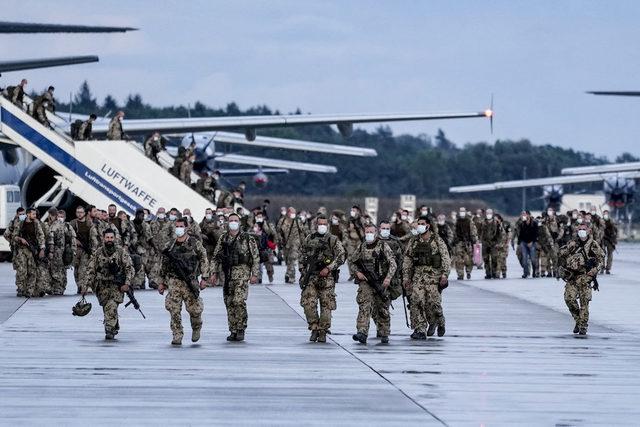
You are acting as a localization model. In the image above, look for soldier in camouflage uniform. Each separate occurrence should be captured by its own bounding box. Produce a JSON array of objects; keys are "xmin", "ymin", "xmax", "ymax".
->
[
  {"xmin": 130, "ymin": 209, "xmax": 153, "ymax": 289},
  {"xmin": 452, "ymin": 207, "xmax": 478, "ymax": 280},
  {"xmin": 435, "ymin": 214, "xmax": 453, "ymax": 255},
  {"xmin": 86, "ymin": 229, "xmax": 135, "ymax": 340},
  {"xmin": 31, "ymin": 86, "xmax": 55, "ymax": 128},
  {"xmin": 558, "ymin": 224, "xmax": 605, "ymax": 335},
  {"xmin": 159, "ymin": 218, "xmax": 210, "ymax": 345},
  {"xmin": 211, "ymin": 213, "xmax": 259, "ymax": 342},
  {"xmin": 179, "ymin": 153, "xmax": 195, "ymax": 186},
  {"xmin": 45, "ymin": 208, "xmax": 68, "ymax": 295},
  {"xmin": 56, "ymin": 209, "xmax": 76, "ymax": 294},
  {"xmin": 345, "ymin": 205, "xmax": 365, "ymax": 280},
  {"xmin": 143, "ymin": 132, "xmax": 164, "ymax": 164},
  {"xmin": 277, "ymin": 207, "xmax": 305, "ymax": 283},
  {"xmin": 601, "ymin": 210, "xmax": 617, "ymax": 274},
  {"xmin": 106, "ymin": 111, "xmax": 125, "ymax": 140},
  {"xmin": 182, "ymin": 208, "xmax": 202, "ymax": 241},
  {"xmin": 350, "ymin": 224, "xmax": 397, "ymax": 344},
  {"xmin": 298, "ymin": 215, "xmax": 345, "ymax": 343},
  {"xmin": 70, "ymin": 206, "xmax": 99, "ymax": 294},
  {"xmin": 403, "ymin": 216, "xmax": 451, "ymax": 339},
  {"xmin": 13, "ymin": 208, "xmax": 46, "ymax": 297},
  {"xmin": 149, "ymin": 207, "xmax": 174, "ymax": 288},
  {"xmin": 200, "ymin": 208, "xmax": 221, "ymax": 260},
  {"xmin": 494, "ymin": 214, "xmax": 510, "ymax": 279},
  {"xmin": 480, "ymin": 209, "xmax": 503, "ymax": 279},
  {"xmin": 3, "ymin": 207, "xmax": 25, "ymax": 258},
  {"xmin": 536, "ymin": 216, "xmax": 558, "ymax": 277}
]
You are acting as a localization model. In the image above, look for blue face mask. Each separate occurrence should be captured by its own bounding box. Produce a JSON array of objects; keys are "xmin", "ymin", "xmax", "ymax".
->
[{"xmin": 19, "ymin": 214, "xmax": 26, "ymax": 221}]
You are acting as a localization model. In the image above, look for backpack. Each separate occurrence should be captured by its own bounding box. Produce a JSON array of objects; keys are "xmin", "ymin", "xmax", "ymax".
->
[{"xmin": 70, "ymin": 120, "xmax": 83, "ymax": 139}]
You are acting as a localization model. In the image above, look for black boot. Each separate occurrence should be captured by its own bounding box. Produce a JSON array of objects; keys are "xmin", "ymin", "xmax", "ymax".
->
[
  {"xmin": 466, "ymin": 272, "xmax": 471, "ymax": 280},
  {"xmin": 380, "ymin": 336, "xmax": 389, "ymax": 344},
  {"xmin": 309, "ymin": 330, "xmax": 319, "ymax": 342},
  {"xmin": 317, "ymin": 331, "xmax": 327, "ymax": 343},
  {"xmin": 226, "ymin": 332, "xmax": 237, "ymax": 341},
  {"xmin": 573, "ymin": 323, "xmax": 579, "ymax": 334},
  {"xmin": 235, "ymin": 330, "xmax": 245, "ymax": 341},
  {"xmin": 427, "ymin": 324, "xmax": 437, "ymax": 337},
  {"xmin": 578, "ymin": 327, "xmax": 587, "ymax": 336},
  {"xmin": 352, "ymin": 332, "xmax": 367, "ymax": 344},
  {"xmin": 410, "ymin": 330, "xmax": 426, "ymax": 340},
  {"xmin": 437, "ymin": 324, "xmax": 446, "ymax": 337},
  {"xmin": 284, "ymin": 275, "xmax": 290, "ymax": 284}
]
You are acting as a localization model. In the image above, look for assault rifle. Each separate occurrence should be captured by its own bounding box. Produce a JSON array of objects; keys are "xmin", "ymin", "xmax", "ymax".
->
[
  {"xmin": 299, "ymin": 240, "xmax": 331, "ymax": 290},
  {"xmin": 353, "ymin": 258, "xmax": 388, "ymax": 303},
  {"xmin": 163, "ymin": 247, "xmax": 201, "ymax": 298},
  {"xmin": 108, "ymin": 260, "xmax": 146, "ymax": 319}
]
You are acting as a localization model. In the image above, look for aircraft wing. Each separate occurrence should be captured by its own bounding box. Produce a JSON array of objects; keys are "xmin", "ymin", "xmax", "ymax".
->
[
  {"xmin": 214, "ymin": 154, "xmax": 337, "ymax": 173},
  {"xmin": 218, "ymin": 168, "xmax": 288, "ymax": 176},
  {"xmin": 0, "ymin": 22, "xmax": 137, "ymax": 33},
  {"xmin": 91, "ymin": 109, "xmax": 492, "ymax": 136},
  {"xmin": 0, "ymin": 56, "xmax": 98, "ymax": 73},
  {"xmin": 586, "ymin": 91, "xmax": 640, "ymax": 97},
  {"xmin": 449, "ymin": 172, "xmax": 640, "ymax": 193},
  {"xmin": 561, "ymin": 162, "xmax": 640, "ymax": 175}
]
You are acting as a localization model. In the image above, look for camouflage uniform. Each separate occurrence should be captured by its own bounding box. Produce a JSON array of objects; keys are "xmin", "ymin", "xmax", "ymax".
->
[
  {"xmin": 558, "ymin": 237, "xmax": 605, "ymax": 333},
  {"xmin": 200, "ymin": 217, "xmax": 221, "ymax": 260},
  {"xmin": 436, "ymin": 222, "xmax": 454, "ymax": 255},
  {"xmin": 403, "ymin": 233, "xmax": 451, "ymax": 333},
  {"xmin": 179, "ymin": 159, "xmax": 193, "ymax": 185},
  {"xmin": 480, "ymin": 218, "xmax": 503, "ymax": 279},
  {"xmin": 131, "ymin": 219, "xmax": 153, "ymax": 289},
  {"xmin": 70, "ymin": 218, "xmax": 99, "ymax": 294},
  {"xmin": 537, "ymin": 223, "xmax": 558, "ymax": 277},
  {"xmin": 496, "ymin": 221, "xmax": 511, "ymax": 278},
  {"xmin": 38, "ymin": 221, "xmax": 53, "ymax": 294},
  {"xmin": 47, "ymin": 220, "xmax": 70, "ymax": 295},
  {"xmin": 161, "ymin": 236, "xmax": 210, "ymax": 342},
  {"xmin": 211, "ymin": 231, "xmax": 260, "ymax": 336},
  {"xmin": 143, "ymin": 135, "xmax": 163, "ymax": 163},
  {"xmin": 77, "ymin": 119, "xmax": 93, "ymax": 140},
  {"xmin": 452, "ymin": 216, "xmax": 477, "ymax": 279},
  {"xmin": 149, "ymin": 218, "xmax": 174, "ymax": 285},
  {"xmin": 345, "ymin": 217, "xmax": 365, "ymax": 277},
  {"xmin": 3, "ymin": 216, "xmax": 21, "ymax": 257},
  {"xmin": 87, "ymin": 245, "xmax": 135, "ymax": 337},
  {"xmin": 602, "ymin": 218, "xmax": 617, "ymax": 272},
  {"xmin": 106, "ymin": 116, "xmax": 124, "ymax": 140},
  {"xmin": 299, "ymin": 231, "xmax": 345, "ymax": 338},
  {"xmin": 12, "ymin": 219, "xmax": 46, "ymax": 297},
  {"xmin": 350, "ymin": 239, "xmax": 397, "ymax": 338},
  {"xmin": 277, "ymin": 217, "xmax": 305, "ymax": 282},
  {"xmin": 185, "ymin": 217, "xmax": 202, "ymax": 241}
]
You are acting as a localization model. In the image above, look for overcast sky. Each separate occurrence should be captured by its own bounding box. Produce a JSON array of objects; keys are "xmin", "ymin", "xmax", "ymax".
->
[{"xmin": 2, "ymin": 0, "xmax": 639, "ymax": 159}]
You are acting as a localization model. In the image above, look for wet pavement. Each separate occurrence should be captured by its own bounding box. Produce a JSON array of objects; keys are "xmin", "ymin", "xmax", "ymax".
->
[{"xmin": 1, "ymin": 244, "xmax": 639, "ymax": 425}]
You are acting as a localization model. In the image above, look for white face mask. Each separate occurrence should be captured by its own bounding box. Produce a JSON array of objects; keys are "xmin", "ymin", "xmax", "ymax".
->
[
  {"xmin": 228, "ymin": 221, "xmax": 240, "ymax": 231},
  {"xmin": 205, "ymin": 214, "xmax": 213, "ymax": 221},
  {"xmin": 350, "ymin": 210, "xmax": 357, "ymax": 218},
  {"xmin": 486, "ymin": 214, "xmax": 493, "ymax": 220},
  {"xmin": 153, "ymin": 136, "xmax": 159, "ymax": 141},
  {"xmin": 331, "ymin": 218, "xmax": 339, "ymax": 225},
  {"xmin": 218, "ymin": 219, "xmax": 225, "ymax": 226},
  {"xmin": 572, "ymin": 213, "xmax": 578, "ymax": 220},
  {"xmin": 547, "ymin": 210, "xmax": 554, "ymax": 216},
  {"xmin": 175, "ymin": 227, "xmax": 185, "ymax": 237},
  {"xmin": 57, "ymin": 217, "xmax": 64, "ymax": 223},
  {"xmin": 577, "ymin": 218, "xmax": 583, "ymax": 224},
  {"xmin": 18, "ymin": 214, "xmax": 26, "ymax": 221},
  {"xmin": 157, "ymin": 213, "xmax": 166, "ymax": 220},
  {"xmin": 390, "ymin": 215, "xmax": 397, "ymax": 222},
  {"xmin": 289, "ymin": 213, "xmax": 296, "ymax": 219},
  {"xmin": 298, "ymin": 215, "xmax": 306, "ymax": 222},
  {"xmin": 317, "ymin": 224, "xmax": 328, "ymax": 235},
  {"xmin": 280, "ymin": 210, "xmax": 287, "ymax": 216},
  {"xmin": 380, "ymin": 229, "xmax": 390, "ymax": 238},
  {"xmin": 143, "ymin": 214, "xmax": 150, "ymax": 222},
  {"xmin": 590, "ymin": 211, "xmax": 597, "ymax": 216},
  {"xmin": 216, "ymin": 211, "xmax": 224, "ymax": 217},
  {"xmin": 119, "ymin": 116, "xmax": 123, "ymax": 121},
  {"xmin": 521, "ymin": 215, "xmax": 527, "ymax": 222},
  {"xmin": 410, "ymin": 228, "xmax": 419, "ymax": 236},
  {"xmin": 459, "ymin": 211, "xmax": 466, "ymax": 218},
  {"xmin": 416, "ymin": 224, "xmax": 427, "ymax": 234},
  {"xmin": 577, "ymin": 230, "xmax": 588, "ymax": 239},
  {"xmin": 438, "ymin": 219, "xmax": 445, "ymax": 225},
  {"xmin": 255, "ymin": 217, "xmax": 263, "ymax": 223},
  {"xmin": 169, "ymin": 214, "xmax": 177, "ymax": 221},
  {"xmin": 365, "ymin": 232, "xmax": 375, "ymax": 243},
  {"xmin": 183, "ymin": 214, "xmax": 191, "ymax": 220},
  {"xmin": 603, "ymin": 214, "xmax": 609, "ymax": 220},
  {"xmin": 420, "ymin": 209, "xmax": 428, "ymax": 215},
  {"xmin": 451, "ymin": 214, "xmax": 456, "ymax": 220},
  {"xmin": 400, "ymin": 215, "xmax": 408, "ymax": 221}
]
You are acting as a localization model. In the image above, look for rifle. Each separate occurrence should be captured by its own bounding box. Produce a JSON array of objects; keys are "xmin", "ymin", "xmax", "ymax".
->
[
  {"xmin": 108, "ymin": 260, "xmax": 146, "ymax": 319},
  {"xmin": 401, "ymin": 285, "xmax": 411, "ymax": 329},
  {"xmin": 299, "ymin": 240, "xmax": 331, "ymax": 290},
  {"xmin": 163, "ymin": 245, "xmax": 201, "ymax": 298},
  {"xmin": 353, "ymin": 258, "xmax": 389, "ymax": 303}
]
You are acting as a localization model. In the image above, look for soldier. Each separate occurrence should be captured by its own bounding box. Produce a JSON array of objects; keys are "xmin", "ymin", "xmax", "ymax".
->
[
  {"xmin": 252, "ymin": 211, "xmax": 276, "ymax": 284},
  {"xmin": 277, "ymin": 207, "xmax": 305, "ymax": 284},
  {"xmin": 56, "ymin": 209, "xmax": 76, "ymax": 293},
  {"xmin": 149, "ymin": 207, "xmax": 174, "ymax": 288},
  {"xmin": 86, "ymin": 229, "xmax": 134, "ymax": 340},
  {"xmin": 378, "ymin": 220, "xmax": 404, "ymax": 333},
  {"xmin": 5, "ymin": 78, "xmax": 27, "ymax": 108},
  {"xmin": 350, "ymin": 224, "xmax": 396, "ymax": 344},
  {"xmin": 495, "ymin": 214, "xmax": 510, "ymax": 279},
  {"xmin": 76, "ymin": 114, "xmax": 97, "ymax": 140},
  {"xmin": 130, "ymin": 209, "xmax": 153, "ymax": 290},
  {"xmin": 558, "ymin": 224, "xmax": 605, "ymax": 335},
  {"xmin": 107, "ymin": 111, "xmax": 125, "ymax": 140},
  {"xmin": 182, "ymin": 208, "xmax": 202, "ymax": 241},
  {"xmin": 452, "ymin": 207, "xmax": 477, "ymax": 280},
  {"xmin": 200, "ymin": 208, "xmax": 220, "ymax": 261},
  {"xmin": 158, "ymin": 218, "xmax": 210, "ymax": 345},
  {"xmin": 345, "ymin": 205, "xmax": 365, "ymax": 280},
  {"xmin": 211, "ymin": 213, "xmax": 259, "ymax": 342},
  {"xmin": 403, "ymin": 216, "xmax": 450, "ymax": 339},
  {"xmin": 44, "ymin": 207, "xmax": 67, "ymax": 295},
  {"xmin": 298, "ymin": 215, "xmax": 345, "ymax": 343},
  {"xmin": 480, "ymin": 208, "xmax": 503, "ymax": 279},
  {"xmin": 201, "ymin": 172, "xmax": 217, "ymax": 202},
  {"xmin": 391, "ymin": 209, "xmax": 410, "ymax": 238},
  {"xmin": 601, "ymin": 210, "xmax": 617, "ymax": 274},
  {"xmin": 179, "ymin": 153, "xmax": 195, "ymax": 186},
  {"xmin": 70, "ymin": 206, "xmax": 99, "ymax": 294},
  {"xmin": 12, "ymin": 208, "xmax": 45, "ymax": 297},
  {"xmin": 536, "ymin": 216, "xmax": 558, "ymax": 278},
  {"xmin": 3, "ymin": 207, "xmax": 26, "ymax": 258},
  {"xmin": 144, "ymin": 132, "xmax": 164, "ymax": 164},
  {"xmin": 435, "ymin": 213, "xmax": 453, "ymax": 254}
]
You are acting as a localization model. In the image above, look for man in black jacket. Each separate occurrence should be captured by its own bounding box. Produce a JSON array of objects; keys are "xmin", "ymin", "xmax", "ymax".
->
[{"xmin": 516, "ymin": 211, "xmax": 538, "ymax": 278}]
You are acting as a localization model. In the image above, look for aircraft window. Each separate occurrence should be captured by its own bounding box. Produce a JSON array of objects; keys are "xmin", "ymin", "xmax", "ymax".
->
[
  {"xmin": 7, "ymin": 192, "xmax": 12, "ymax": 203},
  {"xmin": 13, "ymin": 191, "xmax": 20, "ymax": 201}
]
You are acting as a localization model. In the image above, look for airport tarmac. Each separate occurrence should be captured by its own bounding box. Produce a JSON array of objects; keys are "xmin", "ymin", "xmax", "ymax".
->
[{"xmin": 1, "ymin": 244, "xmax": 639, "ymax": 426}]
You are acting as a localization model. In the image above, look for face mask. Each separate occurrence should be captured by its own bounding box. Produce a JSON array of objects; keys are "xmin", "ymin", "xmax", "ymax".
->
[
  {"xmin": 350, "ymin": 210, "xmax": 357, "ymax": 218},
  {"xmin": 590, "ymin": 211, "xmax": 597, "ymax": 216},
  {"xmin": 459, "ymin": 212, "xmax": 466, "ymax": 218},
  {"xmin": 577, "ymin": 218, "xmax": 583, "ymax": 224},
  {"xmin": 331, "ymin": 218, "xmax": 339, "ymax": 225},
  {"xmin": 205, "ymin": 214, "xmax": 213, "ymax": 221},
  {"xmin": 289, "ymin": 213, "xmax": 296, "ymax": 219},
  {"xmin": 119, "ymin": 116, "xmax": 123, "ymax": 121},
  {"xmin": 486, "ymin": 214, "xmax": 493, "ymax": 220},
  {"xmin": 18, "ymin": 214, "xmax": 26, "ymax": 221},
  {"xmin": 365, "ymin": 232, "xmax": 375, "ymax": 243},
  {"xmin": 57, "ymin": 217, "xmax": 64, "ymax": 223},
  {"xmin": 603, "ymin": 214, "xmax": 609, "ymax": 220},
  {"xmin": 417, "ymin": 224, "xmax": 427, "ymax": 234},
  {"xmin": 228, "ymin": 221, "xmax": 240, "ymax": 231},
  {"xmin": 572, "ymin": 213, "xmax": 578, "ymax": 220},
  {"xmin": 547, "ymin": 210, "xmax": 554, "ymax": 216},
  {"xmin": 255, "ymin": 217, "xmax": 263, "ymax": 223},
  {"xmin": 380, "ymin": 229, "xmax": 390, "ymax": 238},
  {"xmin": 400, "ymin": 215, "xmax": 407, "ymax": 221},
  {"xmin": 420, "ymin": 209, "xmax": 428, "ymax": 215},
  {"xmin": 280, "ymin": 210, "xmax": 287, "ymax": 216},
  {"xmin": 451, "ymin": 214, "xmax": 456, "ymax": 220},
  {"xmin": 153, "ymin": 136, "xmax": 159, "ymax": 141},
  {"xmin": 142, "ymin": 214, "xmax": 150, "ymax": 222},
  {"xmin": 521, "ymin": 216, "xmax": 527, "ymax": 222},
  {"xmin": 168, "ymin": 214, "xmax": 176, "ymax": 221},
  {"xmin": 410, "ymin": 228, "xmax": 418, "ymax": 236},
  {"xmin": 537, "ymin": 222, "xmax": 542, "ymax": 227},
  {"xmin": 577, "ymin": 230, "xmax": 588, "ymax": 239},
  {"xmin": 438, "ymin": 219, "xmax": 445, "ymax": 226},
  {"xmin": 183, "ymin": 214, "xmax": 191, "ymax": 221},
  {"xmin": 390, "ymin": 215, "xmax": 397, "ymax": 222},
  {"xmin": 216, "ymin": 211, "xmax": 224, "ymax": 217},
  {"xmin": 317, "ymin": 224, "xmax": 328, "ymax": 235},
  {"xmin": 175, "ymin": 227, "xmax": 185, "ymax": 237}
]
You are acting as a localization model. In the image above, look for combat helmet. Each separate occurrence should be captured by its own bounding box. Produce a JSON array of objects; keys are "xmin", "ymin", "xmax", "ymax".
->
[{"xmin": 72, "ymin": 296, "xmax": 92, "ymax": 316}]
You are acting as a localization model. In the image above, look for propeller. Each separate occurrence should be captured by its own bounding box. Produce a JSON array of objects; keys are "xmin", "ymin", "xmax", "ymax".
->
[{"xmin": 486, "ymin": 94, "xmax": 494, "ymax": 134}]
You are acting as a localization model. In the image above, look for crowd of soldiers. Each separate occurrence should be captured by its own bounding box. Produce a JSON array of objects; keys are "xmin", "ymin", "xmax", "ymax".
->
[{"xmin": 3, "ymin": 200, "xmax": 615, "ymax": 343}]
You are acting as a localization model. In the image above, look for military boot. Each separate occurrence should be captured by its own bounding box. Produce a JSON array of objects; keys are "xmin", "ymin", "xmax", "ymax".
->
[
  {"xmin": 226, "ymin": 332, "xmax": 237, "ymax": 342},
  {"xmin": 578, "ymin": 327, "xmax": 587, "ymax": 336},
  {"xmin": 427, "ymin": 324, "xmax": 437, "ymax": 337},
  {"xmin": 235, "ymin": 330, "xmax": 245, "ymax": 341},
  {"xmin": 380, "ymin": 336, "xmax": 389, "ymax": 344},
  {"xmin": 105, "ymin": 333, "xmax": 115, "ymax": 340},
  {"xmin": 410, "ymin": 330, "xmax": 423, "ymax": 340},
  {"xmin": 171, "ymin": 335, "xmax": 183, "ymax": 346},
  {"xmin": 573, "ymin": 323, "xmax": 579, "ymax": 334},
  {"xmin": 606, "ymin": 270, "xmax": 611, "ymax": 275},
  {"xmin": 466, "ymin": 272, "xmax": 471, "ymax": 280},
  {"xmin": 309, "ymin": 330, "xmax": 319, "ymax": 342},
  {"xmin": 192, "ymin": 329, "xmax": 201, "ymax": 343},
  {"xmin": 352, "ymin": 332, "xmax": 367, "ymax": 344},
  {"xmin": 268, "ymin": 273, "xmax": 274, "ymax": 284},
  {"xmin": 317, "ymin": 331, "xmax": 327, "ymax": 343},
  {"xmin": 502, "ymin": 271, "xmax": 507, "ymax": 279},
  {"xmin": 437, "ymin": 324, "xmax": 446, "ymax": 337},
  {"xmin": 457, "ymin": 275, "xmax": 464, "ymax": 280},
  {"xmin": 284, "ymin": 275, "xmax": 291, "ymax": 284},
  {"xmin": 149, "ymin": 281, "xmax": 158, "ymax": 290}
]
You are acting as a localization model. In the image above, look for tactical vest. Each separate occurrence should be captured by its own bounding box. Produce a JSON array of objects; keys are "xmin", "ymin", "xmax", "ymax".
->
[
  {"xmin": 20, "ymin": 221, "xmax": 37, "ymax": 247},
  {"xmin": 222, "ymin": 233, "xmax": 252, "ymax": 266},
  {"xmin": 167, "ymin": 237, "xmax": 200, "ymax": 278},
  {"xmin": 455, "ymin": 217, "xmax": 472, "ymax": 242},
  {"xmin": 412, "ymin": 237, "xmax": 442, "ymax": 268}
]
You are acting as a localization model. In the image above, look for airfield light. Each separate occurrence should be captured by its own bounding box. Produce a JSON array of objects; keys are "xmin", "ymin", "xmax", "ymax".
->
[{"xmin": 484, "ymin": 109, "xmax": 493, "ymax": 118}]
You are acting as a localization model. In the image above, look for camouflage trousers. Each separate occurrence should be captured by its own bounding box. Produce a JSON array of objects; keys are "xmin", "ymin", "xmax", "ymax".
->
[
  {"xmin": 345, "ymin": 239, "xmax": 360, "ymax": 277},
  {"xmin": 564, "ymin": 275, "xmax": 593, "ymax": 329},
  {"xmin": 283, "ymin": 244, "xmax": 299, "ymax": 281},
  {"xmin": 482, "ymin": 243, "xmax": 500, "ymax": 278},
  {"xmin": 74, "ymin": 248, "xmax": 91, "ymax": 293},
  {"xmin": 409, "ymin": 272, "xmax": 444, "ymax": 333},
  {"xmin": 604, "ymin": 241, "xmax": 615, "ymax": 271},
  {"xmin": 48, "ymin": 248, "xmax": 67, "ymax": 295},
  {"xmin": 539, "ymin": 244, "xmax": 558, "ymax": 276},
  {"xmin": 496, "ymin": 244, "xmax": 508, "ymax": 275},
  {"xmin": 132, "ymin": 251, "xmax": 151, "ymax": 289},
  {"xmin": 224, "ymin": 265, "xmax": 250, "ymax": 333},
  {"xmin": 13, "ymin": 247, "xmax": 40, "ymax": 297},
  {"xmin": 453, "ymin": 242, "xmax": 473, "ymax": 278},
  {"xmin": 356, "ymin": 282, "xmax": 390, "ymax": 337},
  {"xmin": 37, "ymin": 259, "xmax": 51, "ymax": 295},
  {"xmin": 259, "ymin": 259, "xmax": 274, "ymax": 283},
  {"xmin": 165, "ymin": 278, "xmax": 204, "ymax": 340},
  {"xmin": 96, "ymin": 283, "xmax": 124, "ymax": 335},
  {"xmin": 300, "ymin": 275, "xmax": 336, "ymax": 332}
]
